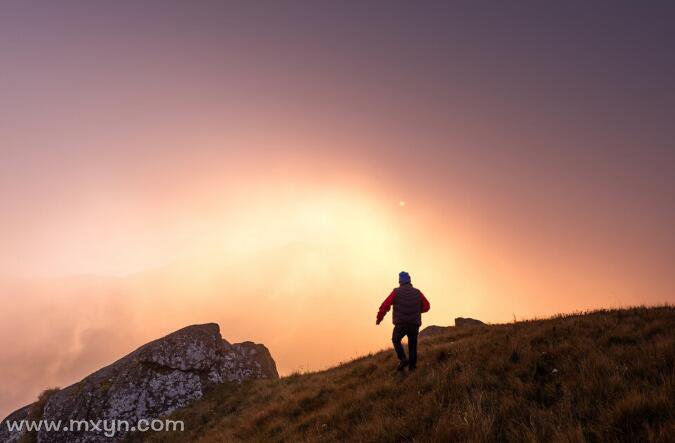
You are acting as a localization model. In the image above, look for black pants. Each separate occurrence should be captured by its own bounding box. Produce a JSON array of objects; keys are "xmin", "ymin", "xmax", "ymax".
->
[{"xmin": 392, "ymin": 324, "xmax": 419, "ymax": 368}]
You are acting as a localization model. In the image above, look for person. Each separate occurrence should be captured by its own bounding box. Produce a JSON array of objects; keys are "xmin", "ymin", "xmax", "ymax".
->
[{"xmin": 376, "ymin": 271, "xmax": 430, "ymax": 371}]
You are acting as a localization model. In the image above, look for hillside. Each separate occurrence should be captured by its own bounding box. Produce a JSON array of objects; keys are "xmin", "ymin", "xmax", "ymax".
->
[{"xmin": 131, "ymin": 306, "xmax": 674, "ymax": 442}]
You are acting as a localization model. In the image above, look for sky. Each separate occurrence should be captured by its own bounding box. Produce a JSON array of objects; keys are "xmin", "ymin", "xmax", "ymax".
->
[{"xmin": 1, "ymin": 1, "xmax": 674, "ymax": 418}]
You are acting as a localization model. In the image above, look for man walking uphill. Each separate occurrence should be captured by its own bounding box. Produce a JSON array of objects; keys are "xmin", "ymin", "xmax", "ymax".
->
[{"xmin": 376, "ymin": 271, "xmax": 430, "ymax": 371}]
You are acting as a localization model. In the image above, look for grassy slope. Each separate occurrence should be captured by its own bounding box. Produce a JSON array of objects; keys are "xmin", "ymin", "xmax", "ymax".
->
[{"xmin": 133, "ymin": 306, "xmax": 674, "ymax": 442}]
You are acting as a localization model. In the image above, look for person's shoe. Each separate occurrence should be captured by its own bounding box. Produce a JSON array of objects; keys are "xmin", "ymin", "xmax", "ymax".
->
[
  {"xmin": 408, "ymin": 365, "xmax": 417, "ymax": 371},
  {"xmin": 396, "ymin": 360, "xmax": 408, "ymax": 371}
]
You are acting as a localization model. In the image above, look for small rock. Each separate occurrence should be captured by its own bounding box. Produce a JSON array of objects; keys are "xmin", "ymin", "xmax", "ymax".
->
[
  {"xmin": 455, "ymin": 317, "xmax": 485, "ymax": 327},
  {"xmin": 419, "ymin": 325, "xmax": 450, "ymax": 338}
]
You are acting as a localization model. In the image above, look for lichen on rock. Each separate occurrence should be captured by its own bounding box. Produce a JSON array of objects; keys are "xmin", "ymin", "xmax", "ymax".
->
[{"xmin": 0, "ymin": 323, "xmax": 278, "ymax": 442}]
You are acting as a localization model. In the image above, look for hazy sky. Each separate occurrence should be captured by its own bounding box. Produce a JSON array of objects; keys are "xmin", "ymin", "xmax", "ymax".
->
[{"xmin": 1, "ymin": 1, "xmax": 674, "ymax": 418}]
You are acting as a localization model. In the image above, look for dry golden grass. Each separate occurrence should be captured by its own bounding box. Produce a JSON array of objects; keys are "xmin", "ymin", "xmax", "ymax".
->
[{"xmin": 131, "ymin": 306, "xmax": 674, "ymax": 442}]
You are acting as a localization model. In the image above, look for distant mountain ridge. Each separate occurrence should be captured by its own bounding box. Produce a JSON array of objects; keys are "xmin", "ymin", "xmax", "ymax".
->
[{"xmin": 0, "ymin": 324, "xmax": 277, "ymax": 442}]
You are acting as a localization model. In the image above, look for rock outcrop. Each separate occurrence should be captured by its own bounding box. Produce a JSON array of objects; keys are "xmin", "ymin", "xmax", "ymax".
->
[
  {"xmin": 455, "ymin": 317, "xmax": 485, "ymax": 327},
  {"xmin": 232, "ymin": 341, "xmax": 279, "ymax": 379},
  {"xmin": 0, "ymin": 323, "xmax": 277, "ymax": 442},
  {"xmin": 419, "ymin": 325, "xmax": 451, "ymax": 338},
  {"xmin": 420, "ymin": 317, "xmax": 486, "ymax": 338}
]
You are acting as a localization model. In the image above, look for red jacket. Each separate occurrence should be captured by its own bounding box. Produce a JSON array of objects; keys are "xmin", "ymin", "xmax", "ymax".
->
[{"xmin": 376, "ymin": 286, "xmax": 430, "ymax": 325}]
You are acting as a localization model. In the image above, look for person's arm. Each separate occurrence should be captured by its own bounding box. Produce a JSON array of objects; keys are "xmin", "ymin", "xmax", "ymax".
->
[
  {"xmin": 376, "ymin": 290, "xmax": 396, "ymax": 325},
  {"xmin": 420, "ymin": 291, "xmax": 430, "ymax": 313}
]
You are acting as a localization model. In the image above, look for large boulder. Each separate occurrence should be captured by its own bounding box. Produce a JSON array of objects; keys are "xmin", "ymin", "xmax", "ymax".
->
[{"xmin": 0, "ymin": 323, "xmax": 277, "ymax": 442}]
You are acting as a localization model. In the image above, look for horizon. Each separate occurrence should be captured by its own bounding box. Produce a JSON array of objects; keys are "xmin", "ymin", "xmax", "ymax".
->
[{"xmin": 1, "ymin": 1, "xmax": 674, "ymax": 420}]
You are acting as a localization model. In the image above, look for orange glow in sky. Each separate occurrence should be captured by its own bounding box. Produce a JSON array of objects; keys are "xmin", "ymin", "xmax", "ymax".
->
[{"xmin": 1, "ymin": 1, "xmax": 674, "ymax": 420}]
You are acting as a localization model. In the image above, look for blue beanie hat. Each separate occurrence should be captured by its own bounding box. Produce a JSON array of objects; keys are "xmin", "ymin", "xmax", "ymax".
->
[{"xmin": 399, "ymin": 271, "xmax": 411, "ymax": 284}]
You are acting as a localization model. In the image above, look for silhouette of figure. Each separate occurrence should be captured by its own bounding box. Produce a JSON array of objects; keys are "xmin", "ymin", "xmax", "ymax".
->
[{"xmin": 376, "ymin": 271, "xmax": 430, "ymax": 371}]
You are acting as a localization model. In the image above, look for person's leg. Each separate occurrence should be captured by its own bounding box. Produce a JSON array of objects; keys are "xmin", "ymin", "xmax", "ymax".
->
[
  {"xmin": 407, "ymin": 325, "xmax": 419, "ymax": 369},
  {"xmin": 391, "ymin": 325, "xmax": 407, "ymax": 364}
]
